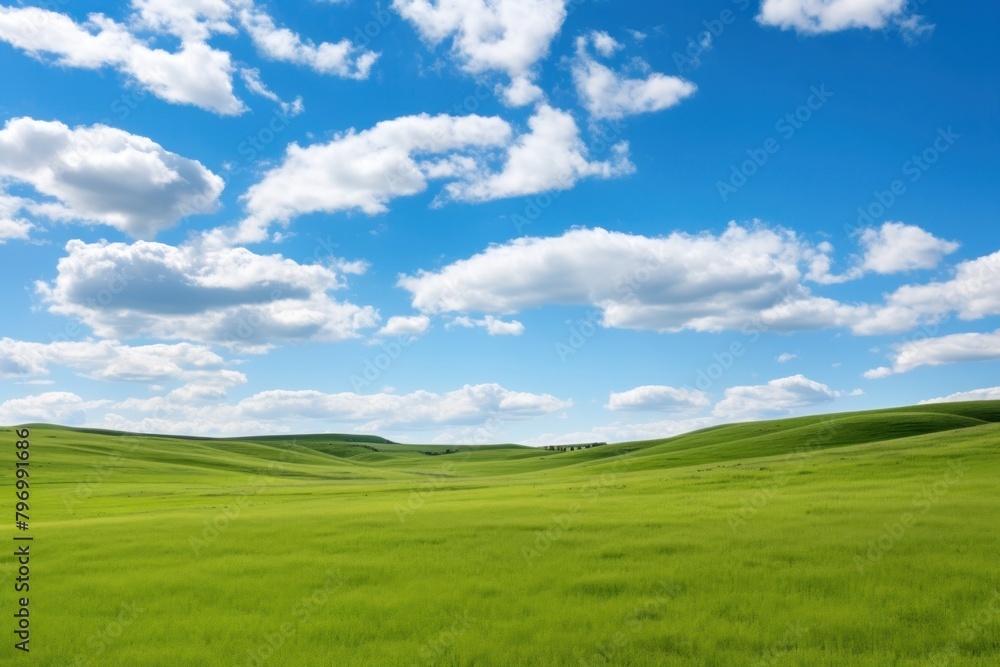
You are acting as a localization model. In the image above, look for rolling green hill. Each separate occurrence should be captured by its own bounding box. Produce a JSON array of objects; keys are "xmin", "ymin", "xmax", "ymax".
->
[{"xmin": 2, "ymin": 401, "xmax": 998, "ymax": 665}]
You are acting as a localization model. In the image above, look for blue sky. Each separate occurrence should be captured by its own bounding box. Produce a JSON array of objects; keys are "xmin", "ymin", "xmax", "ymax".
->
[{"xmin": 0, "ymin": 0, "xmax": 997, "ymax": 443}]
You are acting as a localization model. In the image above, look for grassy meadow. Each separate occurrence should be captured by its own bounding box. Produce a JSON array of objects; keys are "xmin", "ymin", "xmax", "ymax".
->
[{"xmin": 2, "ymin": 401, "xmax": 999, "ymax": 666}]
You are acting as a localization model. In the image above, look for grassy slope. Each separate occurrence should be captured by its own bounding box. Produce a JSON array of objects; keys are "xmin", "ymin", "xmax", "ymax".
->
[{"xmin": 2, "ymin": 402, "xmax": 998, "ymax": 666}]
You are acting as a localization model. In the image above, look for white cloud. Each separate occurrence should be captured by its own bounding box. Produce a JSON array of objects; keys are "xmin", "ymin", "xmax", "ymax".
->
[
  {"xmin": 444, "ymin": 105, "xmax": 635, "ymax": 202},
  {"xmin": 572, "ymin": 31, "xmax": 697, "ymax": 120},
  {"xmin": 393, "ymin": 0, "xmax": 567, "ymax": 105},
  {"xmin": 237, "ymin": 383, "xmax": 568, "ymax": 430},
  {"xmin": 115, "ymin": 370, "xmax": 248, "ymax": 409},
  {"xmin": 523, "ymin": 416, "xmax": 718, "ymax": 446},
  {"xmin": 0, "ymin": 6, "xmax": 244, "ymax": 114},
  {"xmin": 0, "ymin": 392, "xmax": 110, "ymax": 425},
  {"xmin": 236, "ymin": 4, "xmax": 378, "ymax": 78},
  {"xmin": 606, "ymin": 385, "xmax": 710, "ymax": 411},
  {"xmin": 232, "ymin": 106, "xmax": 632, "ymax": 243},
  {"xmin": 498, "ymin": 75, "xmax": 544, "ymax": 106},
  {"xmin": 377, "ymin": 315, "xmax": 431, "ymax": 337},
  {"xmin": 776, "ymin": 352, "xmax": 798, "ymax": 363},
  {"xmin": 0, "ymin": 338, "xmax": 227, "ymax": 383},
  {"xmin": 921, "ymin": 387, "xmax": 1000, "ymax": 404},
  {"xmin": 589, "ymin": 30, "xmax": 622, "ymax": 58},
  {"xmin": 233, "ymin": 112, "xmax": 511, "ymax": 242},
  {"xmin": 864, "ymin": 329, "xmax": 1000, "ymax": 378},
  {"xmin": 859, "ymin": 222, "xmax": 959, "ymax": 274},
  {"xmin": 447, "ymin": 315, "xmax": 524, "ymax": 336},
  {"xmin": 480, "ymin": 316, "xmax": 524, "ymax": 336},
  {"xmin": 757, "ymin": 0, "xmax": 919, "ymax": 34},
  {"xmin": 0, "ymin": 1, "xmax": 378, "ymax": 116},
  {"xmin": 0, "ymin": 338, "xmax": 248, "ymax": 420},
  {"xmin": 400, "ymin": 223, "xmax": 864, "ymax": 333},
  {"xmin": 853, "ymin": 250, "xmax": 1000, "ymax": 335},
  {"xmin": 0, "ymin": 117, "xmax": 223, "ymax": 239},
  {"xmin": 132, "ymin": 0, "xmax": 237, "ymax": 43},
  {"xmin": 239, "ymin": 67, "xmax": 304, "ymax": 116},
  {"xmin": 713, "ymin": 374, "xmax": 843, "ymax": 419},
  {"xmin": 95, "ymin": 382, "xmax": 571, "ymax": 436},
  {"xmin": 399, "ymin": 223, "xmax": 1000, "ymax": 339},
  {"xmin": 0, "ymin": 198, "xmax": 33, "ymax": 242},
  {"xmin": 36, "ymin": 239, "xmax": 379, "ymax": 348}
]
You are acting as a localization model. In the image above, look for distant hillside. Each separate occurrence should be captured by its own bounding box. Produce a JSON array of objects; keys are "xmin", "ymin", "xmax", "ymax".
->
[{"xmin": 8, "ymin": 401, "xmax": 998, "ymax": 478}]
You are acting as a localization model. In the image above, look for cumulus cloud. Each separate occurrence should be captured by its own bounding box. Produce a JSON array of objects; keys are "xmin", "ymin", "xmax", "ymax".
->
[
  {"xmin": 523, "ymin": 416, "xmax": 719, "ymax": 447},
  {"xmin": 115, "ymin": 370, "xmax": 248, "ymax": 409},
  {"xmin": 0, "ymin": 117, "xmax": 223, "ymax": 239},
  {"xmin": 712, "ymin": 375, "xmax": 843, "ymax": 419},
  {"xmin": 232, "ymin": 112, "xmax": 511, "ymax": 242},
  {"xmin": 399, "ymin": 223, "xmax": 864, "ymax": 333},
  {"xmin": 0, "ymin": 194, "xmax": 33, "ymax": 242},
  {"xmin": 376, "ymin": 315, "xmax": 431, "ymax": 337},
  {"xmin": 444, "ymin": 105, "xmax": 634, "ymax": 202},
  {"xmin": 859, "ymin": 222, "xmax": 959, "ymax": 274},
  {"xmin": 131, "ymin": 0, "xmax": 237, "ymax": 42},
  {"xmin": 0, "ymin": 5, "xmax": 244, "ymax": 114},
  {"xmin": 239, "ymin": 67, "xmax": 304, "ymax": 117},
  {"xmin": 447, "ymin": 315, "xmax": 524, "ymax": 336},
  {"xmin": 0, "ymin": 392, "xmax": 110, "ymax": 425},
  {"xmin": 572, "ymin": 31, "xmax": 697, "ymax": 121},
  {"xmin": 36, "ymin": 239, "xmax": 379, "ymax": 348},
  {"xmin": 499, "ymin": 75, "xmax": 544, "ymax": 106},
  {"xmin": 776, "ymin": 352, "xmax": 798, "ymax": 363},
  {"xmin": 606, "ymin": 385, "xmax": 710, "ymax": 411},
  {"xmin": 95, "ymin": 382, "xmax": 571, "ymax": 436},
  {"xmin": 232, "ymin": 107, "xmax": 631, "ymax": 242},
  {"xmin": 397, "ymin": 224, "xmax": 1000, "ymax": 339},
  {"xmin": 0, "ymin": 1, "xmax": 377, "ymax": 116},
  {"xmin": 921, "ymin": 387, "xmax": 1000, "ymax": 404},
  {"xmin": 237, "ymin": 383, "xmax": 569, "ymax": 430},
  {"xmin": 393, "ymin": 0, "xmax": 567, "ymax": 105},
  {"xmin": 853, "ymin": 250, "xmax": 1000, "ymax": 335},
  {"xmin": 235, "ymin": 3, "xmax": 378, "ymax": 78},
  {"xmin": 0, "ymin": 338, "xmax": 228, "ymax": 384},
  {"xmin": 756, "ymin": 0, "xmax": 929, "ymax": 35},
  {"xmin": 864, "ymin": 329, "xmax": 1000, "ymax": 378}
]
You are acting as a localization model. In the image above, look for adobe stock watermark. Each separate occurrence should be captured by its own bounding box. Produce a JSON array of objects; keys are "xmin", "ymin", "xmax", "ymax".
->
[
  {"xmin": 521, "ymin": 454, "xmax": 632, "ymax": 566},
  {"xmin": 879, "ymin": 0, "xmax": 932, "ymax": 41},
  {"xmin": 61, "ymin": 437, "xmax": 147, "ymax": 514},
  {"xmin": 349, "ymin": 3, "xmax": 393, "ymax": 51},
  {"xmin": 689, "ymin": 295, "xmax": 785, "ymax": 392},
  {"xmin": 242, "ymin": 570, "xmax": 346, "ymax": 667},
  {"xmin": 45, "ymin": 262, "xmax": 136, "ymax": 345},
  {"xmin": 222, "ymin": 234, "xmax": 364, "ymax": 349},
  {"xmin": 395, "ymin": 464, "xmax": 458, "ymax": 524},
  {"xmin": 350, "ymin": 334, "xmax": 419, "ymax": 392},
  {"xmin": 221, "ymin": 105, "xmax": 300, "ymax": 178},
  {"xmin": 510, "ymin": 117, "xmax": 627, "ymax": 235},
  {"xmin": 580, "ymin": 581, "xmax": 682, "ymax": 666},
  {"xmin": 408, "ymin": 611, "xmax": 472, "ymax": 667},
  {"xmin": 926, "ymin": 588, "xmax": 1000, "ymax": 666},
  {"xmin": 751, "ymin": 622, "xmax": 809, "ymax": 667},
  {"xmin": 672, "ymin": 0, "xmax": 753, "ymax": 72},
  {"xmin": 727, "ymin": 418, "xmax": 840, "ymax": 531},
  {"xmin": 854, "ymin": 459, "xmax": 965, "ymax": 575},
  {"xmin": 63, "ymin": 601, "xmax": 145, "ymax": 667},
  {"xmin": 717, "ymin": 85, "xmax": 834, "ymax": 202},
  {"xmin": 555, "ymin": 308, "xmax": 603, "ymax": 363},
  {"xmin": 848, "ymin": 127, "xmax": 960, "ymax": 235},
  {"xmin": 555, "ymin": 249, "xmax": 667, "ymax": 363},
  {"xmin": 188, "ymin": 456, "xmax": 292, "ymax": 556}
]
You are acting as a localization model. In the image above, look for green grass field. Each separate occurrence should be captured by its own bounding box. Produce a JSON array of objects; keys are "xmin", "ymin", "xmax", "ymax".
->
[{"xmin": 3, "ymin": 401, "xmax": 998, "ymax": 666}]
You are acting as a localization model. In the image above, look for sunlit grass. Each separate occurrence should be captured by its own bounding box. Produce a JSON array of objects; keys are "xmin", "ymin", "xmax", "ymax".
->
[{"xmin": 3, "ymin": 401, "xmax": 998, "ymax": 665}]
